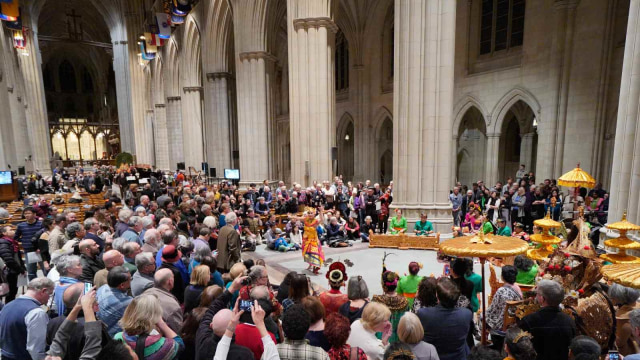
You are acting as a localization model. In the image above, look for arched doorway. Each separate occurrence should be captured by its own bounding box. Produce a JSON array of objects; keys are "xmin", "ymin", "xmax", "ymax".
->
[
  {"xmin": 377, "ymin": 117, "xmax": 393, "ymax": 184},
  {"xmin": 498, "ymin": 100, "xmax": 537, "ymax": 182},
  {"xmin": 456, "ymin": 106, "xmax": 486, "ymax": 187},
  {"xmin": 337, "ymin": 113, "xmax": 354, "ymax": 181}
]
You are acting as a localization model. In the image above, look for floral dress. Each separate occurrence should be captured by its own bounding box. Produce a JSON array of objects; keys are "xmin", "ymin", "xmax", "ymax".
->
[
  {"xmin": 302, "ymin": 217, "xmax": 325, "ymax": 267},
  {"xmin": 328, "ymin": 345, "xmax": 369, "ymax": 360}
]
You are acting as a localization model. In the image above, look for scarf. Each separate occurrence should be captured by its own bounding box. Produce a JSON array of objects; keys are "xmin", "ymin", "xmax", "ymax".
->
[{"xmin": 2, "ymin": 236, "xmax": 20, "ymax": 252}]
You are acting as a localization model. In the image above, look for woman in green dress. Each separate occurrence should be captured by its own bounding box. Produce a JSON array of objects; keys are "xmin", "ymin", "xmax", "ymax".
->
[
  {"xmin": 514, "ymin": 255, "xmax": 538, "ymax": 285},
  {"xmin": 389, "ymin": 209, "xmax": 407, "ymax": 235}
]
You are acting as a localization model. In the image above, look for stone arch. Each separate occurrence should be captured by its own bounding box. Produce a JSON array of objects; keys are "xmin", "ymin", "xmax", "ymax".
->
[
  {"xmin": 497, "ymin": 100, "xmax": 538, "ymax": 181},
  {"xmin": 181, "ymin": 16, "xmax": 202, "ymax": 87},
  {"xmin": 453, "ymin": 94, "xmax": 491, "ymax": 137},
  {"xmin": 337, "ymin": 112, "xmax": 355, "ymax": 181},
  {"xmin": 152, "ymin": 58, "xmax": 165, "ymax": 106},
  {"xmin": 164, "ymin": 39, "xmax": 180, "ymax": 98},
  {"xmin": 490, "ymin": 86, "xmax": 541, "ymax": 134},
  {"xmin": 203, "ymin": 0, "xmax": 234, "ymax": 73},
  {"xmin": 456, "ymin": 106, "xmax": 487, "ymax": 187},
  {"xmin": 373, "ymin": 106, "xmax": 393, "ymax": 141}
]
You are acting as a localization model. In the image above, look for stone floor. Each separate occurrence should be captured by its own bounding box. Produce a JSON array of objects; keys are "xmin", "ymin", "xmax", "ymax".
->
[{"xmin": 243, "ymin": 239, "xmax": 500, "ymax": 303}]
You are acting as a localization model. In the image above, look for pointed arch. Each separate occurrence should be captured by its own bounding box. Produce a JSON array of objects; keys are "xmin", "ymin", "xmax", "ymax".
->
[
  {"xmin": 337, "ymin": 112, "xmax": 355, "ymax": 143},
  {"xmin": 152, "ymin": 58, "xmax": 165, "ymax": 105},
  {"xmin": 373, "ymin": 106, "xmax": 393, "ymax": 140},
  {"xmin": 164, "ymin": 39, "xmax": 180, "ymax": 97},
  {"xmin": 181, "ymin": 16, "xmax": 202, "ymax": 87},
  {"xmin": 203, "ymin": 0, "xmax": 234, "ymax": 73},
  {"xmin": 490, "ymin": 87, "xmax": 541, "ymax": 134},
  {"xmin": 453, "ymin": 94, "xmax": 490, "ymax": 136}
]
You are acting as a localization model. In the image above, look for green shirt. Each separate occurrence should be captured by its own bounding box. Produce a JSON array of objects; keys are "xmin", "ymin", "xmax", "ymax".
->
[
  {"xmin": 414, "ymin": 221, "xmax": 434, "ymax": 235},
  {"xmin": 516, "ymin": 264, "xmax": 538, "ymax": 285},
  {"xmin": 482, "ymin": 222, "xmax": 493, "ymax": 234},
  {"xmin": 465, "ymin": 272, "xmax": 482, "ymax": 312},
  {"xmin": 390, "ymin": 216, "xmax": 407, "ymax": 234},
  {"xmin": 497, "ymin": 226, "xmax": 512, "ymax": 236},
  {"xmin": 396, "ymin": 274, "xmax": 424, "ymax": 308}
]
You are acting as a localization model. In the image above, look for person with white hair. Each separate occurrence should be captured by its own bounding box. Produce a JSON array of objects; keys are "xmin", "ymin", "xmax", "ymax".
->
[
  {"xmin": 142, "ymin": 228, "xmax": 161, "ymax": 255},
  {"xmin": 139, "ymin": 215, "xmax": 154, "ymax": 242},
  {"xmin": 115, "ymin": 208, "xmax": 133, "ymax": 237},
  {"xmin": 121, "ymin": 216, "xmax": 143, "ymax": 246},
  {"xmin": 216, "ymin": 212, "xmax": 241, "ymax": 273},
  {"xmin": 203, "ymin": 215, "xmax": 217, "ymax": 230}
]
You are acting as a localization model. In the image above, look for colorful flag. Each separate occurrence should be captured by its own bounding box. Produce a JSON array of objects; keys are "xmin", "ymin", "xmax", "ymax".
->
[
  {"xmin": 140, "ymin": 42, "xmax": 155, "ymax": 60},
  {"xmin": 1, "ymin": 0, "xmax": 19, "ymax": 20},
  {"xmin": 171, "ymin": 0, "xmax": 190, "ymax": 16},
  {"xmin": 3, "ymin": 9, "xmax": 20, "ymax": 29},
  {"xmin": 144, "ymin": 32, "xmax": 165, "ymax": 47},
  {"xmin": 156, "ymin": 13, "xmax": 171, "ymax": 39},
  {"xmin": 12, "ymin": 29, "xmax": 24, "ymax": 49}
]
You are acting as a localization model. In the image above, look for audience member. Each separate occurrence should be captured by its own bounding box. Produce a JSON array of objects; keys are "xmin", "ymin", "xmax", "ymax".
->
[
  {"xmin": 339, "ymin": 276, "xmax": 370, "ymax": 323},
  {"xmin": 93, "ymin": 249, "xmax": 124, "ymax": 289},
  {"xmin": 96, "ymin": 266, "xmax": 133, "ymax": 336},
  {"xmin": 348, "ymin": 301, "xmax": 392, "ymax": 360},
  {"xmin": 319, "ymin": 262, "xmax": 349, "ymax": 314},
  {"xmin": 184, "ymin": 265, "xmax": 211, "ymax": 314},
  {"xmin": 303, "ymin": 296, "xmax": 331, "ymax": 351},
  {"xmin": 397, "ymin": 312, "xmax": 438, "ymax": 360},
  {"xmin": 324, "ymin": 312, "xmax": 368, "ymax": 360},
  {"xmin": 130, "ymin": 251, "xmax": 156, "ymax": 296},
  {"xmin": 278, "ymin": 303, "xmax": 330, "ymax": 359}
]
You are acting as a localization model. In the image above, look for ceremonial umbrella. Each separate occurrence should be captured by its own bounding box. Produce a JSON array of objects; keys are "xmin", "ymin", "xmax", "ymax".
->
[
  {"xmin": 602, "ymin": 263, "xmax": 640, "ymax": 289},
  {"xmin": 558, "ymin": 163, "xmax": 597, "ymax": 216},
  {"xmin": 601, "ymin": 212, "xmax": 640, "ymax": 263},
  {"xmin": 439, "ymin": 230, "xmax": 529, "ymax": 344},
  {"xmin": 528, "ymin": 210, "xmax": 562, "ymax": 261}
]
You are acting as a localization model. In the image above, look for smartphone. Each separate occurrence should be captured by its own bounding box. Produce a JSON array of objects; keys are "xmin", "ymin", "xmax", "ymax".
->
[
  {"xmin": 443, "ymin": 264, "xmax": 451, "ymax": 276},
  {"xmin": 84, "ymin": 282, "xmax": 93, "ymax": 294},
  {"xmin": 239, "ymin": 299, "xmax": 253, "ymax": 312},
  {"xmin": 608, "ymin": 350, "xmax": 620, "ymax": 360}
]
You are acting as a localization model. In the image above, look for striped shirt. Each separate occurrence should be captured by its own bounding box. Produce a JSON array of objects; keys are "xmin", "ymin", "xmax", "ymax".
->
[{"xmin": 14, "ymin": 220, "xmax": 42, "ymax": 252}]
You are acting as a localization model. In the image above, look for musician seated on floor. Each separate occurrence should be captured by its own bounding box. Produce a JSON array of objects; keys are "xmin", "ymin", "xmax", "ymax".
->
[{"xmin": 327, "ymin": 217, "xmax": 351, "ymax": 248}]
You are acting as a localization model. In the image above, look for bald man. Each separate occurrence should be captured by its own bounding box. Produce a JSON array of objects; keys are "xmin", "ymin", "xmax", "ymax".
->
[
  {"xmin": 79, "ymin": 239, "xmax": 104, "ymax": 283},
  {"xmin": 195, "ymin": 275, "xmax": 254, "ymax": 360},
  {"xmin": 46, "ymin": 283, "xmax": 106, "ymax": 360},
  {"xmin": 93, "ymin": 250, "xmax": 124, "ymax": 289},
  {"xmin": 144, "ymin": 268, "xmax": 182, "ymax": 333}
]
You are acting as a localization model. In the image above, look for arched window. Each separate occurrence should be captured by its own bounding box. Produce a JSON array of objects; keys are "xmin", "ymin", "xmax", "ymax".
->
[
  {"xmin": 335, "ymin": 30, "xmax": 349, "ymax": 92},
  {"xmin": 59, "ymin": 60, "xmax": 77, "ymax": 93},
  {"xmin": 479, "ymin": 0, "xmax": 525, "ymax": 55}
]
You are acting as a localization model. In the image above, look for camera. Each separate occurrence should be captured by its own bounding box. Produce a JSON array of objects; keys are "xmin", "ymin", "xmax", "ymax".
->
[
  {"xmin": 241, "ymin": 277, "xmax": 252, "ymax": 286},
  {"xmin": 239, "ymin": 299, "xmax": 253, "ymax": 312}
]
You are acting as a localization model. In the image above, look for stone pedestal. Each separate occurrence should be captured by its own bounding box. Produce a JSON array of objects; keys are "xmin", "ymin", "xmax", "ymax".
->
[
  {"xmin": 205, "ymin": 73, "xmax": 233, "ymax": 173},
  {"xmin": 391, "ymin": 0, "xmax": 456, "ymax": 232},
  {"xmin": 181, "ymin": 87, "xmax": 204, "ymax": 169},
  {"xmin": 153, "ymin": 104, "xmax": 170, "ymax": 170},
  {"xmin": 166, "ymin": 96, "xmax": 184, "ymax": 170},
  {"xmin": 287, "ymin": 5, "xmax": 337, "ymax": 186},
  {"xmin": 610, "ymin": 0, "xmax": 640, "ymax": 224}
]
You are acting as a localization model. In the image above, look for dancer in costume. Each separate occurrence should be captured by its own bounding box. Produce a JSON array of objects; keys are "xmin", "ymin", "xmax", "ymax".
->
[
  {"xmin": 396, "ymin": 262, "xmax": 425, "ymax": 308},
  {"xmin": 372, "ymin": 252, "xmax": 408, "ymax": 344},
  {"xmin": 291, "ymin": 206, "xmax": 325, "ymax": 274}
]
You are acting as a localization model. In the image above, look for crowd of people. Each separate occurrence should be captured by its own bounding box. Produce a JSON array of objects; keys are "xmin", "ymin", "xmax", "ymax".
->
[
  {"xmin": 0, "ymin": 164, "xmax": 630, "ymax": 360},
  {"xmin": 449, "ymin": 165, "xmax": 610, "ymax": 235}
]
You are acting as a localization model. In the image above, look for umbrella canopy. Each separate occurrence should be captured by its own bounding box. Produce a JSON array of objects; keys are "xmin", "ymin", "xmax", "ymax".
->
[
  {"xmin": 599, "ymin": 253, "xmax": 640, "ymax": 264},
  {"xmin": 604, "ymin": 237, "xmax": 640, "ymax": 250},
  {"xmin": 607, "ymin": 212, "xmax": 640, "ymax": 232},
  {"xmin": 534, "ymin": 209, "xmax": 562, "ymax": 229},
  {"xmin": 527, "ymin": 248, "xmax": 554, "ymax": 262},
  {"xmin": 558, "ymin": 163, "xmax": 596, "ymax": 189},
  {"xmin": 602, "ymin": 263, "xmax": 640, "ymax": 288},
  {"xmin": 439, "ymin": 232, "xmax": 529, "ymax": 258},
  {"xmin": 530, "ymin": 233, "xmax": 562, "ymax": 245}
]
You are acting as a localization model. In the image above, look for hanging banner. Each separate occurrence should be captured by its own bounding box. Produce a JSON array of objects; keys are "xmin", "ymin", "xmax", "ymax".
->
[
  {"xmin": 170, "ymin": 13, "xmax": 185, "ymax": 25},
  {"xmin": 144, "ymin": 32, "xmax": 165, "ymax": 47},
  {"xmin": 171, "ymin": 0, "xmax": 191, "ymax": 16},
  {"xmin": 140, "ymin": 42, "xmax": 155, "ymax": 60},
  {"xmin": 12, "ymin": 29, "xmax": 24, "ymax": 49},
  {"xmin": 0, "ymin": 0, "xmax": 18, "ymax": 20},
  {"xmin": 156, "ymin": 13, "xmax": 171, "ymax": 39}
]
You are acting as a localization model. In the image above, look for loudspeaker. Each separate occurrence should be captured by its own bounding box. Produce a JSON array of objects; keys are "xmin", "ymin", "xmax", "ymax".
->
[
  {"xmin": 202, "ymin": 162, "xmax": 209, "ymax": 173},
  {"xmin": 18, "ymin": 166, "xmax": 25, "ymax": 175},
  {"xmin": 331, "ymin": 147, "xmax": 338, "ymax": 161},
  {"xmin": 177, "ymin": 162, "xmax": 185, "ymax": 171},
  {"xmin": 209, "ymin": 168, "xmax": 216, "ymax": 178}
]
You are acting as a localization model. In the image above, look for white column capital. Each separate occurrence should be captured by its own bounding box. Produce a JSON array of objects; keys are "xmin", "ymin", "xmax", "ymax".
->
[
  {"xmin": 292, "ymin": 17, "xmax": 338, "ymax": 33},
  {"xmin": 154, "ymin": 103, "xmax": 165, "ymax": 108},
  {"xmin": 487, "ymin": 133, "xmax": 501, "ymax": 139},
  {"xmin": 183, "ymin": 86, "xmax": 203, "ymax": 93},
  {"xmin": 206, "ymin": 72, "xmax": 233, "ymax": 81},
  {"xmin": 167, "ymin": 96, "xmax": 181, "ymax": 102}
]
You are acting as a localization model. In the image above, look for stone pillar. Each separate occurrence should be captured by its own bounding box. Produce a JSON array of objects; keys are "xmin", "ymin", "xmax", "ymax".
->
[
  {"xmin": 18, "ymin": 18, "xmax": 51, "ymax": 174},
  {"xmin": 287, "ymin": 1, "xmax": 337, "ymax": 186},
  {"xmin": 166, "ymin": 96, "xmax": 184, "ymax": 170},
  {"xmin": 112, "ymin": 40, "xmax": 136, "ymax": 155},
  {"xmin": 352, "ymin": 64, "xmax": 370, "ymax": 183},
  {"xmin": 520, "ymin": 132, "xmax": 536, "ymax": 171},
  {"xmin": 234, "ymin": 52, "xmax": 276, "ymax": 183},
  {"xmin": 181, "ymin": 86, "xmax": 204, "ymax": 169},
  {"xmin": 485, "ymin": 133, "xmax": 500, "ymax": 186},
  {"xmin": 153, "ymin": 104, "xmax": 170, "ymax": 170},
  {"xmin": 610, "ymin": 0, "xmax": 640, "ymax": 224},
  {"xmin": 205, "ymin": 72, "xmax": 233, "ymax": 173},
  {"xmin": 392, "ymin": 0, "xmax": 456, "ymax": 231}
]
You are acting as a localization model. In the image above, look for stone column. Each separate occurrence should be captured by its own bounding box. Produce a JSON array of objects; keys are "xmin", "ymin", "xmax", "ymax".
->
[
  {"xmin": 181, "ymin": 86, "xmax": 204, "ymax": 169},
  {"xmin": 165, "ymin": 96, "xmax": 184, "ymax": 170},
  {"xmin": 205, "ymin": 72, "xmax": 233, "ymax": 173},
  {"xmin": 485, "ymin": 133, "xmax": 500, "ymax": 186},
  {"xmin": 112, "ymin": 40, "xmax": 136, "ymax": 155},
  {"xmin": 287, "ymin": 1, "xmax": 337, "ymax": 186},
  {"xmin": 18, "ymin": 18, "xmax": 51, "ymax": 173},
  {"xmin": 153, "ymin": 104, "xmax": 170, "ymax": 170},
  {"xmin": 609, "ymin": 0, "xmax": 640, "ymax": 224},
  {"xmin": 392, "ymin": 0, "xmax": 456, "ymax": 231},
  {"xmin": 520, "ymin": 132, "xmax": 536, "ymax": 171}
]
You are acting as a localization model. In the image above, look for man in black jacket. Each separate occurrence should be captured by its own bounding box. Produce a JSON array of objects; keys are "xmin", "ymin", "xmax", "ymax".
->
[
  {"xmin": 0, "ymin": 226, "xmax": 25, "ymax": 302},
  {"xmin": 196, "ymin": 275, "xmax": 253, "ymax": 360},
  {"xmin": 519, "ymin": 279, "xmax": 576, "ymax": 360},
  {"xmin": 78, "ymin": 239, "xmax": 104, "ymax": 284}
]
